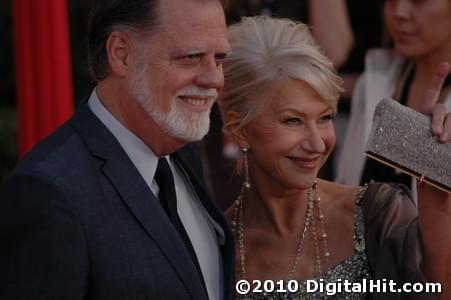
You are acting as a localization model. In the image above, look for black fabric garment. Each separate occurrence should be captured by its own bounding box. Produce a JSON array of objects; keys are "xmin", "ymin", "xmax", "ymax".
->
[
  {"xmin": 360, "ymin": 66, "xmax": 413, "ymax": 186},
  {"xmin": 154, "ymin": 157, "xmax": 205, "ymax": 285}
]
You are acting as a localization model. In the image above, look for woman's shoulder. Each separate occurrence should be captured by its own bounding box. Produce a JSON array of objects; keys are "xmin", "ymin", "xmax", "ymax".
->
[
  {"xmin": 324, "ymin": 181, "xmax": 418, "ymax": 242},
  {"xmin": 365, "ymin": 48, "xmax": 404, "ymax": 69},
  {"xmin": 319, "ymin": 179, "xmax": 362, "ymax": 200},
  {"xmin": 318, "ymin": 180, "xmax": 363, "ymax": 214},
  {"xmin": 319, "ymin": 181, "xmax": 414, "ymax": 214},
  {"xmin": 356, "ymin": 182, "xmax": 417, "ymax": 228},
  {"xmin": 362, "ymin": 49, "xmax": 406, "ymax": 87},
  {"xmin": 363, "ymin": 182, "xmax": 413, "ymax": 207}
]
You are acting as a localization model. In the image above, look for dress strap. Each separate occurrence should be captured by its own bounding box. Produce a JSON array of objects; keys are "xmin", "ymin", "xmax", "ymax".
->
[
  {"xmin": 399, "ymin": 62, "xmax": 415, "ymax": 106},
  {"xmin": 353, "ymin": 185, "xmax": 368, "ymax": 253}
]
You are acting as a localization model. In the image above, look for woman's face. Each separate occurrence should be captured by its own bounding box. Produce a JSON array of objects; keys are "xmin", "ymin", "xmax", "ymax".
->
[
  {"xmin": 238, "ymin": 79, "xmax": 336, "ymax": 192},
  {"xmin": 384, "ymin": 0, "xmax": 451, "ymax": 58}
]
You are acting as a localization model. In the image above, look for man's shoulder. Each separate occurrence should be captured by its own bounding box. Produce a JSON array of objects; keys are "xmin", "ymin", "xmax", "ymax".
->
[
  {"xmin": 15, "ymin": 124, "xmax": 79, "ymax": 175},
  {"xmin": 0, "ymin": 119, "xmax": 95, "ymax": 212},
  {"xmin": 12, "ymin": 113, "xmax": 101, "ymax": 187},
  {"xmin": 13, "ymin": 104, "xmax": 108, "ymax": 179}
]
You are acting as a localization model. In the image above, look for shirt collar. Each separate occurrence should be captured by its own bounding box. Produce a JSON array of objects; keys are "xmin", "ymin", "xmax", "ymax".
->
[{"xmin": 87, "ymin": 89, "xmax": 159, "ymax": 188}]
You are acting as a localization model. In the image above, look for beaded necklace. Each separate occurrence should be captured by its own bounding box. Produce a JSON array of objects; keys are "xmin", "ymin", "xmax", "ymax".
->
[{"xmin": 231, "ymin": 181, "xmax": 331, "ymax": 281}]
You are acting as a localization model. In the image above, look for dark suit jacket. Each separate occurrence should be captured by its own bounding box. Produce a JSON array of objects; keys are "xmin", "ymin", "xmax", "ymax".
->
[{"xmin": 0, "ymin": 104, "xmax": 234, "ymax": 300}]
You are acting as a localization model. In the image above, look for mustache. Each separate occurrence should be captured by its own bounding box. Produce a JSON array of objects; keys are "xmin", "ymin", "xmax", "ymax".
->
[{"xmin": 175, "ymin": 86, "xmax": 218, "ymax": 99}]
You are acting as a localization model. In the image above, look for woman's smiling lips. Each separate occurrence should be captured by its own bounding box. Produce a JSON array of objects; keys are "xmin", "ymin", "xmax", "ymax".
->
[
  {"xmin": 393, "ymin": 30, "xmax": 416, "ymax": 41},
  {"xmin": 287, "ymin": 156, "xmax": 320, "ymax": 170}
]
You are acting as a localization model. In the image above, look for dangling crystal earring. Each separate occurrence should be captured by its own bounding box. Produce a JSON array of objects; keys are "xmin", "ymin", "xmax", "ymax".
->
[{"xmin": 241, "ymin": 147, "xmax": 251, "ymax": 190}]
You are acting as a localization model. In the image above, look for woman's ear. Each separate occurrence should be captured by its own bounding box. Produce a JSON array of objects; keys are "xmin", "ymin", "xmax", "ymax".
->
[
  {"xmin": 105, "ymin": 31, "xmax": 131, "ymax": 77},
  {"xmin": 224, "ymin": 111, "xmax": 250, "ymax": 149}
]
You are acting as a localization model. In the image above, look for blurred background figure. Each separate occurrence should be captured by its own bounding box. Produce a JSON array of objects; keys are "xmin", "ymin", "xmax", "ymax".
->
[
  {"xmin": 227, "ymin": 0, "xmax": 354, "ymax": 70},
  {"xmin": 336, "ymin": 0, "xmax": 451, "ymax": 195}
]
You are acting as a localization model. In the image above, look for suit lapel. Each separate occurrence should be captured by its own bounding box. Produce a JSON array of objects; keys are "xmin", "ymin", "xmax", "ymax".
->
[
  {"xmin": 71, "ymin": 105, "xmax": 208, "ymax": 300},
  {"xmin": 174, "ymin": 148, "xmax": 235, "ymax": 300}
]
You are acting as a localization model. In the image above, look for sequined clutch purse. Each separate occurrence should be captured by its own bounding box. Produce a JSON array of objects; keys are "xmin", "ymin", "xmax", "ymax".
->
[{"xmin": 365, "ymin": 98, "xmax": 451, "ymax": 193}]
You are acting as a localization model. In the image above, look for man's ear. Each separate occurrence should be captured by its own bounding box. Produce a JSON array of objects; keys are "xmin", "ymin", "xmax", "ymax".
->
[
  {"xmin": 105, "ymin": 31, "xmax": 131, "ymax": 77},
  {"xmin": 224, "ymin": 111, "xmax": 250, "ymax": 149}
]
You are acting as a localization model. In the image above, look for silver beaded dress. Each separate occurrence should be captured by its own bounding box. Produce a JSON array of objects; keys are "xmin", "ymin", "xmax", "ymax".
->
[{"xmin": 235, "ymin": 187, "xmax": 371, "ymax": 300}]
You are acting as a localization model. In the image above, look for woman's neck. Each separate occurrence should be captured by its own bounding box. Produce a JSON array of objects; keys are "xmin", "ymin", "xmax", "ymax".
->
[
  {"xmin": 414, "ymin": 44, "xmax": 451, "ymax": 84},
  {"xmin": 406, "ymin": 48, "xmax": 451, "ymax": 109},
  {"xmin": 242, "ymin": 183, "xmax": 311, "ymax": 236}
]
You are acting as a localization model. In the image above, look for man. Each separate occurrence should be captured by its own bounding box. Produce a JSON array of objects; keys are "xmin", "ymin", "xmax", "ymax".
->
[{"xmin": 0, "ymin": 0, "xmax": 233, "ymax": 299}]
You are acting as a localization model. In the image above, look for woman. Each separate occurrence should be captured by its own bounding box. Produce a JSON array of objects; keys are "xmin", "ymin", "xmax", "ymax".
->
[
  {"xmin": 218, "ymin": 16, "xmax": 451, "ymax": 299},
  {"xmin": 336, "ymin": 0, "xmax": 451, "ymax": 192}
]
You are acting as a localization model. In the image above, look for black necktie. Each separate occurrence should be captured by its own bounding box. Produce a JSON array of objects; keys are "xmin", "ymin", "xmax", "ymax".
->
[{"xmin": 154, "ymin": 157, "xmax": 205, "ymax": 281}]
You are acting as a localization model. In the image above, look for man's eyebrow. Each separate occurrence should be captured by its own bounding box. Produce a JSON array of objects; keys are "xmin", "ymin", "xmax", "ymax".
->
[
  {"xmin": 169, "ymin": 47, "xmax": 204, "ymax": 56},
  {"xmin": 221, "ymin": 48, "xmax": 232, "ymax": 56},
  {"xmin": 171, "ymin": 46, "xmax": 231, "ymax": 58},
  {"xmin": 185, "ymin": 48, "xmax": 206, "ymax": 55}
]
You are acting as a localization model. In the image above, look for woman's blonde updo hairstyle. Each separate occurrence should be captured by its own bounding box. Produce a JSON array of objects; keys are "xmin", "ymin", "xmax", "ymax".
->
[{"xmin": 218, "ymin": 16, "xmax": 344, "ymax": 134}]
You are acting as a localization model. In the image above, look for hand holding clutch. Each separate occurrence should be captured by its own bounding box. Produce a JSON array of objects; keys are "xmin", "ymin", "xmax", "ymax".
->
[{"xmin": 365, "ymin": 98, "xmax": 451, "ymax": 193}]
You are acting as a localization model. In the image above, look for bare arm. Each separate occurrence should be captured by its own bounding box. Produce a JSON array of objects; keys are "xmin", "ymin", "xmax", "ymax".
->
[
  {"xmin": 415, "ymin": 63, "xmax": 451, "ymax": 298},
  {"xmin": 417, "ymin": 185, "xmax": 451, "ymax": 298},
  {"xmin": 309, "ymin": 0, "xmax": 354, "ymax": 68}
]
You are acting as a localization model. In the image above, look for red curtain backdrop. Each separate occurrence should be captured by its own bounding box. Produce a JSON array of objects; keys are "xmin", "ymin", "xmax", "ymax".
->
[{"xmin": 12, "ymin": 0, "xmax": 74, "ymax": 157}]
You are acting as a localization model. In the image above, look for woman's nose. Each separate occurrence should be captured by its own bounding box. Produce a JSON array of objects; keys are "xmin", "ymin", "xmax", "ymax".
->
[
  {"xmin": 301, "ymin": 125, "xmax": 326, "ymax": 153},
  {"xmin": 394, "ymin": 0, "xmax": 411, "ymax": 20}
]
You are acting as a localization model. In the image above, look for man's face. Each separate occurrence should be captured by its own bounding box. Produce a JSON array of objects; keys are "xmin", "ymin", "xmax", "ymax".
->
[{"xmin": 128, "ymin": 0, "xmax": 230, "ymax": 142}]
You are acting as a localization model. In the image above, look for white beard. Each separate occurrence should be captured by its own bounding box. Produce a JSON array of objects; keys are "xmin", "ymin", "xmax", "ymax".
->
[{"xmin": 128, "ymin": 63, "xmax": 217, "ymax": 142}]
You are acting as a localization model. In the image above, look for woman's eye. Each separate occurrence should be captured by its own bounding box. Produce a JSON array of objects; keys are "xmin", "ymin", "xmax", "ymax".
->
[
  {"xmin": 319, "ymin": 114, "xmax": 335, "ymax": 123},
  {"xmin": 283, "ymin": 117, "xmax": 302, "ymax": 125}
]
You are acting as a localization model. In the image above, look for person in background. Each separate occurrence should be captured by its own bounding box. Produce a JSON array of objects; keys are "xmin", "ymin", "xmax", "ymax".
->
[
  {"xmin": 218, "ymin": 16, "xmax": 451, "ymax": 299},
  {"xmin": 226, "ymin": 0, "xmax": 354, "ymax": 68},
  {"xmin": 336, "ymin": 0, "xmax": 451, "ymax": 194},
  {"xmin": 0, "ymin": 0, "xmax": 234, "ymax": 299}
]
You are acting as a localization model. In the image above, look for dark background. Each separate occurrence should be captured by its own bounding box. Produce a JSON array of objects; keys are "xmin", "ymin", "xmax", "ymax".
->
[{"xmin": 0, "ymin": 0, "xmax": 94, "ymax": 180}]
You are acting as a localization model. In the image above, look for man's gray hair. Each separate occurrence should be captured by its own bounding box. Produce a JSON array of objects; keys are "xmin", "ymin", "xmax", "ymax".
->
[{"xmin": 87, "ymin": 0, "xmax": 227, "ymax": 81}]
